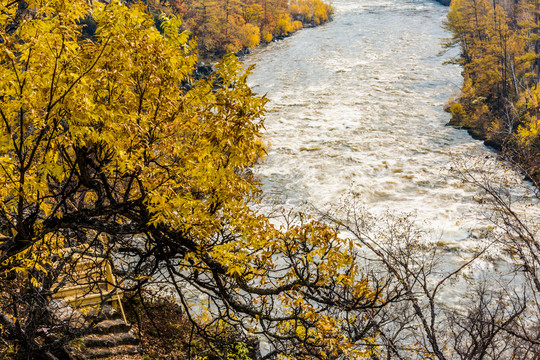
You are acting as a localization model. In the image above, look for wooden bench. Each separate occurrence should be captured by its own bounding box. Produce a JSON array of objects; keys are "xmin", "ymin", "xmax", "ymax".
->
[{"xmin": 52, "ymin": 248, "xmax": 127, "ymax": 323}]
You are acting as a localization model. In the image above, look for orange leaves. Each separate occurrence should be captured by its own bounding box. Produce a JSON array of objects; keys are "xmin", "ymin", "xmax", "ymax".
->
[
  {"xmin": 151, "ymin": 0, "xmax": 332, "ymax": 59},
  {"xmin": 289, "ymin": 0, "xmax": 333, "ymax": 25}
]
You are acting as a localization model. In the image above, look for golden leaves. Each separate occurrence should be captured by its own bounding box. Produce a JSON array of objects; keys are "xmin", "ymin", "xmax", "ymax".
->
[
  {"xmin": 0, "ymin": 2, "xmax": 380, "ymax": 358},
  {"xmin": 446, "ymin": 0, "xmax": 540, "ymax": 170}
]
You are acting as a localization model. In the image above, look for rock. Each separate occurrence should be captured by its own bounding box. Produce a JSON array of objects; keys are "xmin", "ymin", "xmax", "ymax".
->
[
  {"xmin": 82, "ymin": 331, "xmax": 139, "ymax": 348},
  {"xmin": 93, "ymin": 319, "xmax": 131, "ymax": 334},
  {"xmin": 70, "ymin": 317, "xmax": 141, "ymax": 360},
  {"xmin": 78, "ymin": 344, "xmax": 141, "ymax": 359},
  {"xmin": 47, "ymin": 300, "xmax": 87, "ymax": 329},
  {"xmin": 194, "ymin": 63, "xmax": 214, "ymax": 80},
  {"xmin": 85, "ymin": 305, "xmax": 120, "ymax": 321}
]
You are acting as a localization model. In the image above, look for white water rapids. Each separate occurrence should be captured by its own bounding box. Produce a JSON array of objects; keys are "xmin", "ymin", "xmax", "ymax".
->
[
  {"xmin": 143, "ymin": 4, "xmax": 539, "ymax": 355},
  {"xmin": 245, "ymin": 0, "xmax": 539, "ymax": 247},
  {"xmin": 146, "ymin": 3, "xmax": 539, "ymax": 350}
]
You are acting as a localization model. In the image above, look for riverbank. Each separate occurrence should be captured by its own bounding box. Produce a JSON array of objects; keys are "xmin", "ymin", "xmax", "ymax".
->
[
  {"xmin": 447, "ymin": 112, "xmax": 540, "ymax": 187},
  {"xmin": 197, "ymin": 12, "xmax": 334, "ymax": 64},
  {"xmin": 444, "ymin": 0, "xmax": 540, "ymax": 188},
  {"xmin": 196, "ymin": 17, "xmax": 332, "ymax": 77}
]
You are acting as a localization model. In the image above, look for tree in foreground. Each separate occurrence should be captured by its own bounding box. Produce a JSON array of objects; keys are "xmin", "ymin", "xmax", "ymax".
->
[
  {"xmin": 0, "ymin": 1, "xmax": 380, "ymax": 359},
  {"xmin": 3, "ymin": 2, "xmax": 539, "ymax": 360}
]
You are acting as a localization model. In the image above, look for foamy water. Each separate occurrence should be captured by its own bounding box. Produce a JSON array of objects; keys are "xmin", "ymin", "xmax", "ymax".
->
[{"xmin": 245, "ymin": 0, "xmax": 539, "ymax": 245}]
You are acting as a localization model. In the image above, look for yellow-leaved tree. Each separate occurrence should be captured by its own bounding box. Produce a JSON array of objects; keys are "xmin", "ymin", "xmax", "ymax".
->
[
  {"xmin": 0, "ymin": 1, "xmax": 380, "ymax": 359},
  {"xmin": 444, "ymin": 0, "xmax": 540, "ymax": 184}
]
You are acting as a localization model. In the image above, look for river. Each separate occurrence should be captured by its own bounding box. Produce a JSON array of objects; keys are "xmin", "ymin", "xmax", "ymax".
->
[{"xmin": 245, "ymin": 0, "xmax": 539, "ymax": 247}]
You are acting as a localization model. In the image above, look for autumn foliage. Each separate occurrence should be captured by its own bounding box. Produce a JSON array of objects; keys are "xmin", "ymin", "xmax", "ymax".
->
[
  {"xmin": 445, "ymin": 0, "xmax": 540, "ymax": 185},
  {"xmin": 151, "ymin": 0, "xmax": 333, "ymax": 59},
  {"xmin": 0, "ymin": 1, "xmax": 377, "ymax": 359}
]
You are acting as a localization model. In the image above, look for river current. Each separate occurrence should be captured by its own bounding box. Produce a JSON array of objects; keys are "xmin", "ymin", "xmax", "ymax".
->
[{"xmin": 245, "ymin": 0, "xmax": 539, "ymax": 246}]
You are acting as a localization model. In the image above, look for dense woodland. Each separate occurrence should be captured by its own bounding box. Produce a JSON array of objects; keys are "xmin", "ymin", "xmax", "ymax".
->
[
  {"xmin": 0, "ymin": 1, "xmax": 539, "ymax": 360},
  {"xmin": 142, "ymin": 0, "xmax": 333, "ymax": 59},
  {"xmin": 445, "ymin": 0, "xmax": 540, "ymax": 187}
]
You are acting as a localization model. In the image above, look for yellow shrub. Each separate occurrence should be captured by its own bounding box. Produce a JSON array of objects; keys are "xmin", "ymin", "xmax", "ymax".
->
[
  {"xmin": 449, "ymin": 103, "xmax": 464, "ymax": 115},
  {"xmin": 517, "ymin": 115, "xmax": 540, "ymax": 146},
  {"xmin": 262, "ymin": 29, "xmax": 273, "ymax": 43},
  {"xmin": 276, "ymin": 14, "xmax": 293, "ymax": 35},
  {"xmin": 224, "ymin": 39, "xmax": 242, "ymax": 54},
  {"xmin": 241, "ymin": 23, "xmax": 260, "ymax": 48},
  {"xmin": 289, "ymin": 4, "xmax": 301, "ymax": 17},
  {"xmin": 289, "ymin": 0, "xmax": 333, "ymax": 24}
]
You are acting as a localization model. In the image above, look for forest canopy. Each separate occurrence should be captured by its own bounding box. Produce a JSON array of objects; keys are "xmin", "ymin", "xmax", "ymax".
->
[
  {"xmin": 445, "ymin": 0, "xmax": 540, "ymax": 186},
  {"xmin": 144, "ymin": 0, "xmax": 334, "ymax": 59}
]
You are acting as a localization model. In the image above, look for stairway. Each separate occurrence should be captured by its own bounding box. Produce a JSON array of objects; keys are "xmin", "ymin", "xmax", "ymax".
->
[
  {"xmin": 50, "ymin": 246, "xmax": 142, "ymax": 359},
  {"xmin": 68, "ymin": 305, "xmax": 141, "ymax": 360}
]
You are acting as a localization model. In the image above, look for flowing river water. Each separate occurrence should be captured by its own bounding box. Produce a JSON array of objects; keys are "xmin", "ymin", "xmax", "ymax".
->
[
  {"xmin": 245, "ymin": 0, "xmax": 539, "ymax": 248},
  {"xmin": 157, "ymin": 2, "xmax": 540, "ymax": 346}
]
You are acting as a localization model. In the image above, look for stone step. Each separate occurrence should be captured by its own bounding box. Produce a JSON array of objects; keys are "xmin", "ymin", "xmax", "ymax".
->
[
  {"xmin": 82, "ymin": 331, "xmax": 139, "ymax": 348},
  {"xmin": 92, "ymin": 319, "xmax": 131, "ymax": 335},
  {"xmin": 79, "ymin": 344, "xmax": 141, "ymax": 359},
  {"xmin": 86, "ymin": 305, "xmax": 122, "ymax": 321}
]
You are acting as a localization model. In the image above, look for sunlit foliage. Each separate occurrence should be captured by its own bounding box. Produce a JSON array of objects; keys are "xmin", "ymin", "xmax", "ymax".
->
[
  {"xmin": 445, "ymin": 0, "xmax": 540, "ymax": 185},
  {"xmin": 0, "ymin": 1, "xmax": 379, "ymax": 359},
  {"xmin": 156, "ymin": 0, "xmax": 333, "ymax": 59}
]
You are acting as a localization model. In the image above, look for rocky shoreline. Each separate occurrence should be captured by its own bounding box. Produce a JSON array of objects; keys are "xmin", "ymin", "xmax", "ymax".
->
[{"xmin": 196, "ymin": 19, "xmax": 331, "ymax": 78}]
